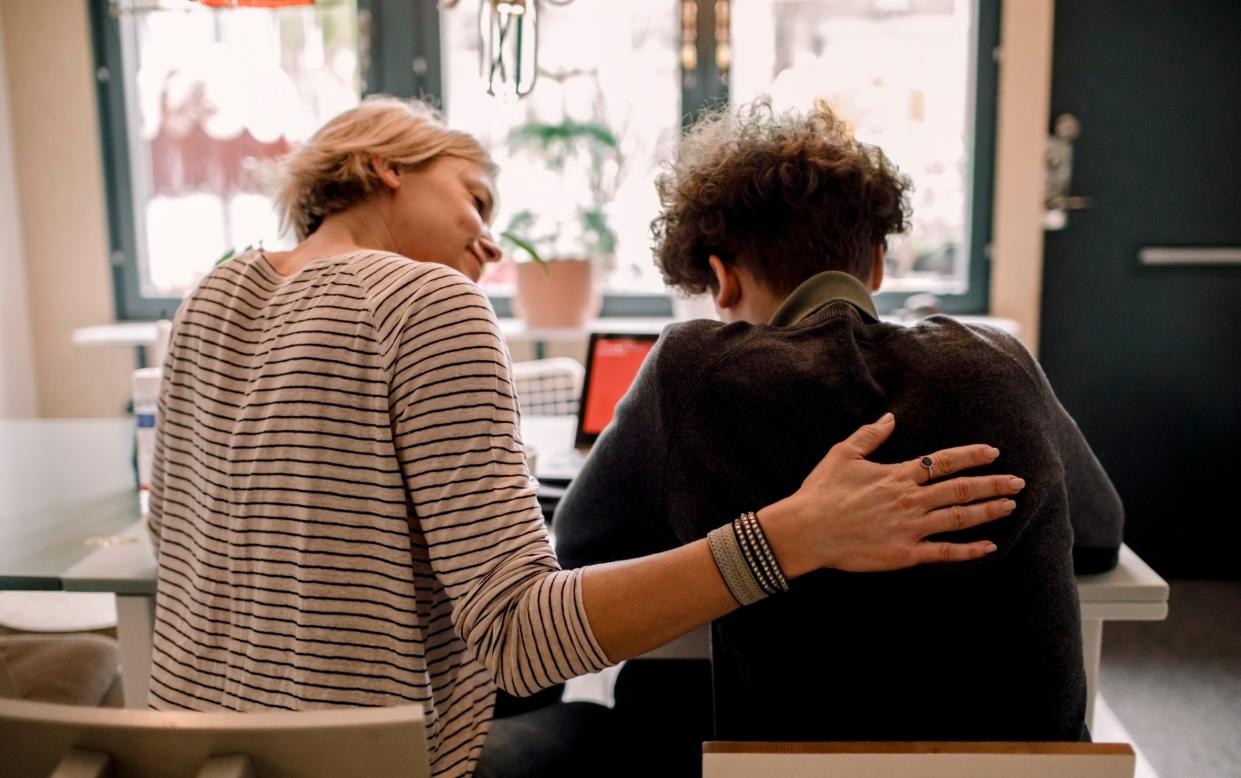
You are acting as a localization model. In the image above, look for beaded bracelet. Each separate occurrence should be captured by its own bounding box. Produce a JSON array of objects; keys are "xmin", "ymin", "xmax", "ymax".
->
[
  {"xmin": 732, "ymin": 512, "xmax": 778, "ymax": 596},
  {"xmin": 735, "ymin": 511, "xmax": 790, "ymax": 593}
]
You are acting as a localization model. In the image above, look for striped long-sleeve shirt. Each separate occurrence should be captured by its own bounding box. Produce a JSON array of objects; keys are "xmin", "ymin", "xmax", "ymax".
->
[{"xmin": 146, "ymin": 249, "xmax": 611, "ymax": 777}]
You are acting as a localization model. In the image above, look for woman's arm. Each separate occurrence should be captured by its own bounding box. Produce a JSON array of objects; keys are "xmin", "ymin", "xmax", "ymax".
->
[
  {"xmin": 581, "ymin": 413, "xmax": 1022, "ymax": 660},
  {"xmin": 386, "ymin": 269, "xmax": 612, "ymax": 695}
]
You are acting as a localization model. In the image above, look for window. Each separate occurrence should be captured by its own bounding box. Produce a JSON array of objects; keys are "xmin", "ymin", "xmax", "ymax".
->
[
  {"xmin": 439, "ymin": 1, "xmax": 685, "ymax": 316},
  {"xmin": 731, "ymin": 0, "xmax": 998, "ymax": 312},
  {"xmin": 92, "ymin": 0, "xmax": 426, "ymax": 320},
  {"xmin": 94, "ymin": 1, "xmax": 363, "ymax": 318},
  {"xmin": 94, "ymin": 0, "xmax": 995, "ymax": 320}
]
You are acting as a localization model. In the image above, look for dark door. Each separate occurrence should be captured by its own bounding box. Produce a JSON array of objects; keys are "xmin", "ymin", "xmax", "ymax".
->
[{"xmin": 1039, "ymin": 1, "xmax": 1241, "ymax": 576}]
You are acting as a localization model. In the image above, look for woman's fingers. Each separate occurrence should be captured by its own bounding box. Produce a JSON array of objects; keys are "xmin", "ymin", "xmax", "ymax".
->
[
  {"xmin": 917, "ymin": 475, "xmax": 1025, "ymax": 512},
  {"xmin": 836, "ymin": 412, "xmax": 897, "ymax": 458},
  {"xmin": 920, "ymin": 497, "xmax": 1017, "ymax": 537},
  {"xmin": 775, "ymin": 421, "xmax": 1025, "ymax": 574},
  {"xmin": 904, "ymin": 443, "xmax": 1000, "ymax": 484},
  {"xmin": 913, "ymin": 540, "xmax": 999, "ymax": 565}
]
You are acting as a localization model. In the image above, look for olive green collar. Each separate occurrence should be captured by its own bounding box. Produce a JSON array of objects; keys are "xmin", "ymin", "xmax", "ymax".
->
[{"xmin": 767, "ymin": 271, "xmax": 879, "ymax": 327}]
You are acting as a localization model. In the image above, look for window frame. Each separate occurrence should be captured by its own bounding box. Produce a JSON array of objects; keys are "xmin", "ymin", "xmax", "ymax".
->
[
  {"xmin": 867, "ymin": 0, "xmax": 999, "ymax": 316},
  {"xmin": 716, "ymin": 0, "xmax": 1000, "ymax": 316},
  {"xmin": 91, "ymin": 0, "xmax": 150, "ymax": 320},
  {"xmin": 91, "ymin": 0, "xmax": 997, "ymax": 321},
  {"xmin": 89, "ymin": 0, "xmax": 434, "ymax": 321}
]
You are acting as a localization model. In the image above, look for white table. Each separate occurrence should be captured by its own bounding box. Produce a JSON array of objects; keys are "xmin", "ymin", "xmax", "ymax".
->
[
  {"xmin": 5, "ymin": 418, "xmax": 1167, "ymax": 724},
  {"xmin": 0, "ymin": 420, "xmax": 152, "ymax": 708},
  {"xmin": 60, "ymin": 522, "xmax": 156, "ymax": 709},
  {"xmin": 75, "ymin": 315, "xmax": 1021, "ymax": 364}
]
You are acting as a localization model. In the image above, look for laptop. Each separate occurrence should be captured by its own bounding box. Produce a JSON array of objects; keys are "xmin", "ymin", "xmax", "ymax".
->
[{"xmin": 536, "ymin": 332, "xmax": 660, "ymax": 485}]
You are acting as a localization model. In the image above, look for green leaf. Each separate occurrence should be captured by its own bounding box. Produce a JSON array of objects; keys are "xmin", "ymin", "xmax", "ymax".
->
[
  {"xmin": 499, "ymin": 231, "xmax": 550, "ymax": 275},
  {"xmin": 506, "ymin": 209, "xmax": 537, "ymax": 235},
  {"xmin": 506, "ymin": 119, "xmax": 621, "ymax": 169},
  {"xmin": 214, "ymin": 243, "xmax": 255, "ymax": 267},
  {"xmin": 580, "ymin": 209, "xmax": 617, "ymax": 257}
]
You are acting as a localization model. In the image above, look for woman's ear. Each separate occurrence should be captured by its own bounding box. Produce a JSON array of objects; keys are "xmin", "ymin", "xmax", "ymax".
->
[
  {"xmin": 369, "ymin": 153, "xmax": 401, "ymax": 190},
  {"xmin": 709, "ymin": 255, "xmax": 740, "ymax": 310}
]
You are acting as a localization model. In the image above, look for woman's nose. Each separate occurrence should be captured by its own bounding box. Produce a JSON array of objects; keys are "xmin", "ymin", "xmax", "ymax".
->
[{"xmin": 477, "ymin": 233, "xmax": 502, "ymax": 263}]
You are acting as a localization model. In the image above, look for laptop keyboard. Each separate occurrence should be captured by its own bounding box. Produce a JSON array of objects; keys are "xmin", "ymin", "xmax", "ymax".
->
[{"xmin": 537, "ymin": 448, "xmax": 588, "ymax": 484}]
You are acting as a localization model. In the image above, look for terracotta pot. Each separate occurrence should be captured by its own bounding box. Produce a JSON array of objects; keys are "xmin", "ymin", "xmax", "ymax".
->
[{"xmin": 513, "ymin": 259, "xmax": 602, "ymax": 329}]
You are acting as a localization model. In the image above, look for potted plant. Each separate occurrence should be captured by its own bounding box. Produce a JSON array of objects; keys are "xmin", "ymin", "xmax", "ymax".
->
[{"xmin": 499, "ymin": 117, "xmax": 621, "ymax": 329}]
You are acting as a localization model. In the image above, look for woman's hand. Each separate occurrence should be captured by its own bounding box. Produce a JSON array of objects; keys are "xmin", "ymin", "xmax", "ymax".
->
[{"xmin": 760, "ymin": 413, "xmax": 1024, "ymax": 578}]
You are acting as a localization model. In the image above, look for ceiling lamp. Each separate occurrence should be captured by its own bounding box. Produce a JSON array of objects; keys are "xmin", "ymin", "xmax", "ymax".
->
[{"xmin": 443, "ymin": 0, "xmax": 574, "ymax": 100}]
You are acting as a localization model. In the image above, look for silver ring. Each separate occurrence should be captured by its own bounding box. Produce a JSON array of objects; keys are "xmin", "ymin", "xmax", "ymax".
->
[{"xmin": 920, "ymin": 455, "xmax": 934, "ymax": 478}]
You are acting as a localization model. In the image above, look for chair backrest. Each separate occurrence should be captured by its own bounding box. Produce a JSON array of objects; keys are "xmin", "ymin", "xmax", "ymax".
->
[
  {"xmin": 702, "ymin": 742, "xmax": 1135, "ymax": 778},
  {"xmin": 0, "ymin": 699, "xmax": 429, "ymax": 778},
  {"xmin": 510, "ymin": 357, "xmax": 585, "ymax": 417}
]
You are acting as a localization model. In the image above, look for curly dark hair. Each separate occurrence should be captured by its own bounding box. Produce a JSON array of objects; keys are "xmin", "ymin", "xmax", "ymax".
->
[{"xmin": 652, "ymin": 98, "xmax": 912, "ymax": 297}]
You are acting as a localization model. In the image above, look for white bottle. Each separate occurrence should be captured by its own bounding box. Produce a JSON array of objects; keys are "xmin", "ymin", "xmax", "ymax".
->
[{"xmin": 132, "ymin": 367, "xmax": 162, "ymax": 513}]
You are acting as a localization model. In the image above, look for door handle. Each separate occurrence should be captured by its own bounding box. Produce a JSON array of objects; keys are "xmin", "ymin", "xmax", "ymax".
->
[
  {"xmin": 1046, "ymin": 195, "xmax": 1094, "ymax": 210},
  {"xmin": 1044, "ymin": 113, "xmax": 1093, "ymax": 230}
]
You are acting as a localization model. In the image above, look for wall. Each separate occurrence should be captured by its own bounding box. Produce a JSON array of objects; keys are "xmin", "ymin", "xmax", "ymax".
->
[
  {"xmin": 0, "ymin": 2, "xmax": 37, "ymax": 417},
  {"xmin": 989, "ymin": 0, "xmax": 1054, "ymax": 354},
  {"xmin": 0, "ymin": 0, "xmax": 1052, "ymax": 416},
  {"xmin": 2, "ymin": 0, "xmax": 131, "ymax": 417}
]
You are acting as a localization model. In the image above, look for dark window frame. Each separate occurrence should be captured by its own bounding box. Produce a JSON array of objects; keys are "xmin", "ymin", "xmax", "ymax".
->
[
  {"xmin": 92, "ymin": 0, "xmax": 998, "ymax": 321},
  {"xmin": 865, "ymin": 0, "xmax": 1000, "ymax": 317},
  {"xmin": 674, "ymin": 0, "xmax": 1000, "ymax": 317},
  {"xmin": 89, "ymin": 0, "xmax": 437, "ymax": 321}
]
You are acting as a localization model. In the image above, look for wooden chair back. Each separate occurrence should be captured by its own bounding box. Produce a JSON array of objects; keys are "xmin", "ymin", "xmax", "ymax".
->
[
  {"xmin": 702, "ymin": 741, "xmax": 1135, "ymax": 778},
  {"xmin": 0, "ymin": 699, "xmax": 429, "ymax": 778}
]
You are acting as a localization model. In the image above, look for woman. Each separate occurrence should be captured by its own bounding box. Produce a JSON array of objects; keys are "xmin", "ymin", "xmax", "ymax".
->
[{"xmin": 146, "ymin": 97, "xmax": 1021, "ymax": 777}]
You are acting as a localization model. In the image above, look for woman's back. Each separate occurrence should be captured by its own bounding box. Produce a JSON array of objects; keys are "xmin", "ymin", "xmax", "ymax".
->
[{"xmin": 147, "ymin": 249, "xmax": 607, "ymax": 777}]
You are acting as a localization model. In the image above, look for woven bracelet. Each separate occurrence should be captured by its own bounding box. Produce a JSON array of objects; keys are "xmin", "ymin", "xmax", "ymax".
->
[{"xmin": 707, "ymin": 523, "xmax": 768, "ymax": 606}]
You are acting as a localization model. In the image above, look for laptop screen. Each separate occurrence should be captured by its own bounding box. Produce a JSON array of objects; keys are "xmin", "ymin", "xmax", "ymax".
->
[{"xmin": 576, "ymin": 333, "xmax": 659, "ymax": 445}]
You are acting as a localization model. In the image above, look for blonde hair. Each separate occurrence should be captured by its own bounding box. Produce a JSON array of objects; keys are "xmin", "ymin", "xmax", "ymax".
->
[{"xmin": 275, "ymin": 96, "xmax": 497, "ymax": 241}]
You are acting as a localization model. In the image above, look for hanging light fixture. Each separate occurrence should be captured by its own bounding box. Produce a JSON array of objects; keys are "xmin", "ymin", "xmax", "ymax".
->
[
  {"xmin": 479, "ymin": 0, "xmax": 538, "ymax": 100},
  {"xmin": 442, "ymin": 0, "xmax": 575, "ymax": 100}
]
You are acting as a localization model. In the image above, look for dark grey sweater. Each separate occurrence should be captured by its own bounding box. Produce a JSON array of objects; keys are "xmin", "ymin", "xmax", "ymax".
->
[{"xmin": 555, "ymin": 271, "xmax": 1123, "ymax": 743}]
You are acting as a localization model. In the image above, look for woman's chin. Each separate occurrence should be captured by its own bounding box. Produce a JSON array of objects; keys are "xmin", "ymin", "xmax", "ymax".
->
[
  {"xmin": 433, "ymin": 255, "xmax": 482, "ymax": 281},
  {"xmin": 462, "ymin": 256, "xmax": 484, "ymax": 282}
]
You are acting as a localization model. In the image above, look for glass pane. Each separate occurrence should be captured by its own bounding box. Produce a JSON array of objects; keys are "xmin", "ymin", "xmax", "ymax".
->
[
  {"xmin": 732, "ymin": 0, "xmax": 975, "ymax": 295},
  {"xmin": 118, "ymin": 0, "xmax": 360, "ymax": 298},
  {"xmin": 441, "ymin": 1, "xmax": 681, "ymax": 297}
]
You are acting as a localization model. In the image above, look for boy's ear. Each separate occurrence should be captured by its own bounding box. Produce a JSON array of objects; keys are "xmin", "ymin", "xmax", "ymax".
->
[
  {"xmin": 709, "ymin": 255, "xmax": 740, "ymax": 310},
  {"xmin": 870, "ymin": 244, "xmax": 886, "ymax": 292}
]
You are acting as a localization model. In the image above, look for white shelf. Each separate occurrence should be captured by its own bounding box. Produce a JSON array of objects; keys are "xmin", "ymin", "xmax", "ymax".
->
[
  {"xmin": 71, "ymin": 322, "xmax": 160, "ymax": 348},
  {"xmin": 74, "ymin": 314, "xmax": 1020, "ymax": 349}
]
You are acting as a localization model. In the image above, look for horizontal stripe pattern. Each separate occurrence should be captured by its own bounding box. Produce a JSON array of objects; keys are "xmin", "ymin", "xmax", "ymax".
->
[{"xmin": 147, "ymin": 250, "xmax": 609, "ymax": 777}]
